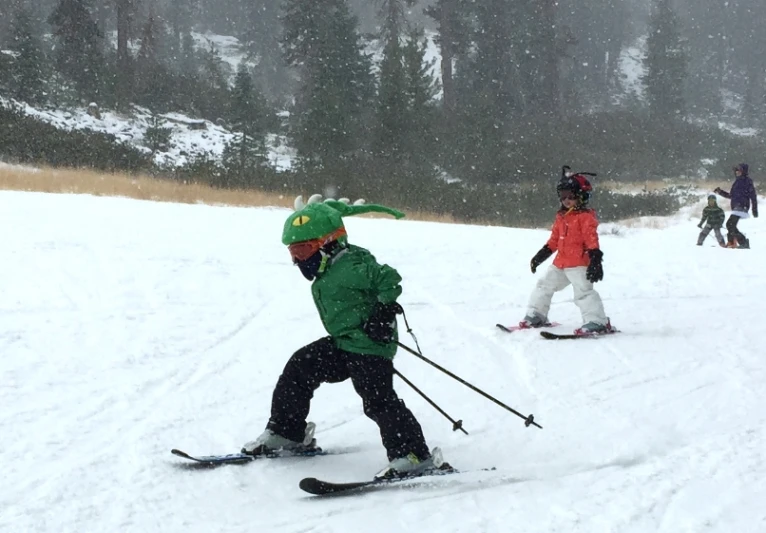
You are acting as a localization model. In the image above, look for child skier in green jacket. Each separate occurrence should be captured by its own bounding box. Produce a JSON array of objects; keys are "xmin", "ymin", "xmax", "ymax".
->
[
  {"xmin": 697, "ymin": 194, "xmax": 726, "ymax": 247},
  {"xmin": 241, "ymin": 197, "xmax": 442, "ymax": 479}
]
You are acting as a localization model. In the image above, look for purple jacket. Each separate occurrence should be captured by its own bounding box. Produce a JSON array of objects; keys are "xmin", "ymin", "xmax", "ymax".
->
[{"xmin": 718, "ymin": 168, "xmax": 758, "ymax": 216}]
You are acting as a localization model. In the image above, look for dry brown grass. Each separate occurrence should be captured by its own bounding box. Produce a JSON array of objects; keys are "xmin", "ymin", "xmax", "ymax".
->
[
  {"xmin": 0, "ymin": 164, "xmax": 461, "ymax": 224},
  {"xmin": 0, "ymin": 164, "xmax": 296, "ymax": 208}
]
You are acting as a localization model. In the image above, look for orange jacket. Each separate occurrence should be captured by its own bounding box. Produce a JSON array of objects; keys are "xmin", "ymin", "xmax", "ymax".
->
[{"xmin": 546, "ymin": 208, "xmax": 600, "ymax": 268}]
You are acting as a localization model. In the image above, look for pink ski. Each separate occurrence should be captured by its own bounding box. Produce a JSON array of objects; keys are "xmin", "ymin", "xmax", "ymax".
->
[{"xmin": 496, "ymin": 322, "xmax": 561, "ymax": 333}]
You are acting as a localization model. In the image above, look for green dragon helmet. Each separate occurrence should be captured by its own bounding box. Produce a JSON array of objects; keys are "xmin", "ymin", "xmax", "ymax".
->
[{"xmin": 282, "ymin": 200, "xmax": 405, "ymax": 245}]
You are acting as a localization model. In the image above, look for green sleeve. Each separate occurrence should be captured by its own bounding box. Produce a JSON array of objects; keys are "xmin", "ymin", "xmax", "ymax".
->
[
  {"xmin": 369, "ymin": 262, "xmax": 403, "ymax": 304},
  {"xmin": 331, "ymin": 247, "xmax": 402, "ymax": 303}
]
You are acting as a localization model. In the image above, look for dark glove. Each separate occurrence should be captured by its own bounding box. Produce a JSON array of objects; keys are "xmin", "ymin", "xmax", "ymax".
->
[
  {"xmin": 713, "ymin": 187, "xmax": 724, "ymax": 195},
  {"xmin": 697, "ymin": 223, "xmax": 703, "ymax": 228},
  {"xmin": 363, "ymin": 302, "xmax": 404, "ymax": 343},
  {"xmin": 530, "ymin": 245, "xmax": 554, "ymax": 274},
  {"xmin": 586, "ymin": 249, "xmax": 604, "ymax": 283}
]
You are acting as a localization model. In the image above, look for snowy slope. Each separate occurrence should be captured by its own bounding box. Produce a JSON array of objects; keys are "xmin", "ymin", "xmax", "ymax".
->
[
  {"xmin": 0, "ymin": 97, "xmax": 295, "ymax": 171},
  {"xmin": 1, "ymin": 191, "xmax": 765, "ymax": 533}
]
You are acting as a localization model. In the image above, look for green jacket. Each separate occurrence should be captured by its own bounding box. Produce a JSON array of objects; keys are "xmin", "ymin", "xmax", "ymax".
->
[
  {"xmin": 699, "ymin": 205, "xmax": 725, "ymax": 228},
  {"xmin": 311, "ymin": 244, "xmax": 402, "ymax": 359}
]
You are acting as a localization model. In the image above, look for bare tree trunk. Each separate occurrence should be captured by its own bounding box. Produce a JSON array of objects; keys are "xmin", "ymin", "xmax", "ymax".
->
[
  {"xmin": 116, "ymin": 0, "xmax": 133, "ymax": 108},
  {"xmin": 440, "ymin": 0, "xmax": 455, "ymax": 114}
]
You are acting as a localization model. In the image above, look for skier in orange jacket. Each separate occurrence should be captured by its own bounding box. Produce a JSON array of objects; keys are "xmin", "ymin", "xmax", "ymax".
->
[{"xmin": 520, "ymin": 167, "xmax": 615, "ymax": 335}]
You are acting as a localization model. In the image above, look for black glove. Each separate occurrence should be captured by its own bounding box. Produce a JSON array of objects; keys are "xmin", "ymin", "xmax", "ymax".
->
[
  {"xmin": 530, "ymin": 245, "xmax": 554, "ymax": 274},
  {"xmin": 697, "ymin": 223, "xmax": 703, "ymax": 228},
  {"xmin": 713, "ymin": 187, "xmax": 723, "ymax": 195},
  {"xmin": 363, "ymin": 302, "xmax": 404, "ymax": 343},
  {"xmin": 586, "ymin": 249, "xmax": 604, "ymax": 283}
]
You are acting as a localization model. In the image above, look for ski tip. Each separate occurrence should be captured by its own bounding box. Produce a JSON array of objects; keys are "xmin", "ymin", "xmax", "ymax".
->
[
  {"xmin": 299, "ymin": 477, "xmax": 340, "ymax": 496},
  {"xmin": 299, "ymin": 477, "xmax": 319, "ymax": 491},
  {"xmin": 171, "ymin": 448, "xmax": 191, "ymax": 458}
]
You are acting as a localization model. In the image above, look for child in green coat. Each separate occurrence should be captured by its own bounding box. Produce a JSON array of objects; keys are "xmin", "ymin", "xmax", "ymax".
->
[
  {"xmin": 697, "ymin": 194, "xmax": 726, "ymax": 247},
  {"xmin": 241, "ymin": 197, "xmax": 442, "ymax": 479}
]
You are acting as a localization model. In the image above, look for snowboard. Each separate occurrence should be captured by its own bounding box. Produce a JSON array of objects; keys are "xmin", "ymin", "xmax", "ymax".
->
[{"xmin": 496, "ymin": 322, "xmax": 560, "ymax": 333}]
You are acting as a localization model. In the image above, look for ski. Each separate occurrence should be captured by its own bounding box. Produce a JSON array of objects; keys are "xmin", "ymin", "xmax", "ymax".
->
[
  {"xmin": 299, "ymin": 463, "xmax": 463, "ymax": 496},
  {"xmin": 171, "ymin": 449, "xmax": 256, "ymax": 466},
  {"xmin": 496, "ymin": 322, "xmax": 560, "ymax": 333},
  {"xmin": 540, "ymin": 330, "xmax": 619, "ymax": 340},
  {"xmin": 171, "ymin": 447, "xmax": 327, "ymax": 467}
]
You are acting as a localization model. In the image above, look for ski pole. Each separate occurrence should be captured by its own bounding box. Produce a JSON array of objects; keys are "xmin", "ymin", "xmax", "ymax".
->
[
  {"xmin": 396, "ymin": 341, "xmax": 542, "ymax": 429},
  {"xmin": 394, "ymin": 368, "xmax": 468, "ymax": 435}
]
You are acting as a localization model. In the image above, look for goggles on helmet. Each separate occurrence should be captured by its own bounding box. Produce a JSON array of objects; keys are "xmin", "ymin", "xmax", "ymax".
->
[{"xmin": 287, "ymin": 227, "xmax": 347, "ymax": 263}]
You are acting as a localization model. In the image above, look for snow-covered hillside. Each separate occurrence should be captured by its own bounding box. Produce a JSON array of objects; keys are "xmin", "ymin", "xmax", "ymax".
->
[
  {"xmin": 1, "ymin": 189, "xmax": 764, "ymax": 532},
  {"xmin": 1, "ymin": 95, "xmax": 295, "ymax": 170},
  {"xmin": 0, "ymin": 29, "xmax": 442, "ymax": 171}
]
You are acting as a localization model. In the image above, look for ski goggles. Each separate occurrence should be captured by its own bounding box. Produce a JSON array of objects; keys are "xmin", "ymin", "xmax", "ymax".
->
[{"xmin": 287, "ymin": 227, "xmax": 347, "ymax": 263}]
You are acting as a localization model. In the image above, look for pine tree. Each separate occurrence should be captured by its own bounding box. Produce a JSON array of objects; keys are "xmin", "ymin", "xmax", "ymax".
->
[
  {"xmin": 282, "ymin": 0, "xmax": 374, "ymax": 173},
  {"xmin": 424, "ymin": 0, "xmax": 473, "ymax": 115},
  {"xmin": 193, "ymin": 44, "xmax": 231, "ymax": 120},
  {"xmin": 144, "ymin": 114, "xmax": 173, "ymax": 153},
  {"xmin": 450, "ymin": 0, "xmax": 522, "ymax": 182},
  {"xmin": 401, "ymin": 29, "xmax": 439, "ymax": 148},
  {"xmin": 240, "ymin": 1, "xmax": 292, "ymax": 103},
  {"xmin": 224, "ymin": 62, "xmax": 270, "ymax": 182},
  {"xmin": 48, "ymin": 0, "xmax": 105, "ymax": 102},
  {"xmin": 221, "ymin": 132, "xmax": 268, "ymax": 188},
  {"xmin": 374, "ymin": 0, "xmax": 410, "ymax": 159},
  {"xmin": 164, "ymin": 0, "xmax": 194, "ymax": 65},
  {"xmin": 230, "ymin": 63, "xmax": 269, "ymax": 130},
  {"xmin": 643, "ymin": 0, "xmax": 688, "ymax": 119},
  {"xmin": 374, "ymin": 25, "xmax": 438, "ymax": 163},
  {"xmin": 0, "ymin": 0, "xmax": 24, "ymax": 47},
  {"xmin": 115, "ymin": 0, "xmax": 136, "ymax": 108},
  {"xmin": 134, "ymin": 15, "xmax": 175, "ymax": 111},
  {"xmin": 562, "ymin": 0, "xmax": 630, "ymax": 109},
  {"xmin": 0, "ymin": 53, "xmax": 12, "ymax": 95},
  {"xmin": 399, "ymin": 28, "xmax": 439, "ymax": 184},
  {"xmin": 739, "ymin": 1, "xmax": 766, "ymax": 122},
  {"xmin": 679, "ymin": 0, "xmax": 726, "ymax": 117},
  {"xmin": 520, "ymin": 0, "xmax": 559, "ymax": 118},
  {"xmin": 10, "ymin": 8, "xmax": 47, "ymax": 104},
  {"xmin": 166, "ymin": 30, "xmax": 200, "ymax": 113}
]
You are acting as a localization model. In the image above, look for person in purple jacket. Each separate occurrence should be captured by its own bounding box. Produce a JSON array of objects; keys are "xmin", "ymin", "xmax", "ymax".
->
[{"xmin": 715, "ymin": 163, "xmax": 758, "ymax": 248}]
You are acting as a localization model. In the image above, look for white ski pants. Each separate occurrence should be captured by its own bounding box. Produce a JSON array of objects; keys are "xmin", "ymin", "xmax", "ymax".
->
[{"xmin": 526, "ymin": 265, "xmax": 608, "ymax": 325}]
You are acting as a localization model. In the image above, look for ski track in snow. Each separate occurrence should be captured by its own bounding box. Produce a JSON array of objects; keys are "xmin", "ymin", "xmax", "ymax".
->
[{"xmin": 1, "ymin": 191, "xmax": 765, "ymax": 533}]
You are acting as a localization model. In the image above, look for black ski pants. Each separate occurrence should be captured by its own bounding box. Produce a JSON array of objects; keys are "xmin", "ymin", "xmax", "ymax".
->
[
  {"xmin": 726, "ymin": 215, "xmax": 748, "ymax": 245},
  {"xmin": 266, "ymin": 336, "xmax": 430, "ymax": 461}
]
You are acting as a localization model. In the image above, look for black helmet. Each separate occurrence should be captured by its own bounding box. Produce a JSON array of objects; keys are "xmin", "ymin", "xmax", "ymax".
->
[{"xmin": 557, "ymin": 174, "xmax": 593, "ymax": 205}]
